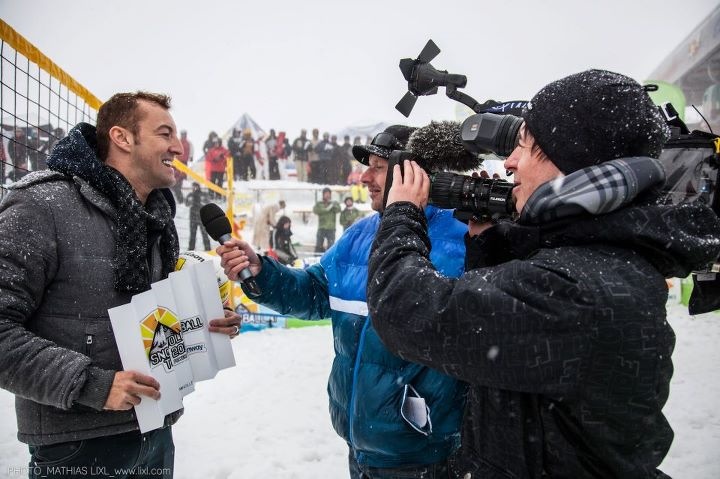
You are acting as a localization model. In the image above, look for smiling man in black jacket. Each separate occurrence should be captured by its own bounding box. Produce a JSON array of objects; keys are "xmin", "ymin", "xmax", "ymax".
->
[
  {"xmin": 367, "ymin": 69, "xmax": 720, "ymax": 478},
  {"xmin": 0, "ymin": 92, "xmax": 240, "ymax": 478}
]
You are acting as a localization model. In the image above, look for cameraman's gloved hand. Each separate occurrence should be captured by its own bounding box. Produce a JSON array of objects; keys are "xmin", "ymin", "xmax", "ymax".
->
[
  {"xmin": 386, "ymin": 160, "xmax": 430, "ymax": 209},
  {"xmin": 468, "ymin": 218, "xmax": 494, "ymax": 237}
]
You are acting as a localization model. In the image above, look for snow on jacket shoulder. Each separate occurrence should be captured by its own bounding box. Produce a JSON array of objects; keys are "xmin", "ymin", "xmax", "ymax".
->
[{"xmin": 244, "ymin": 205, "xmax": 467, "ymax": 468}]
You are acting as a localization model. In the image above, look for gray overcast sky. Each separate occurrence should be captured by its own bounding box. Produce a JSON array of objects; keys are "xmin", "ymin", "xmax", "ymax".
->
[{"xmin": 1, "ymin": 0, "xmax": 718, "ymax": 151}]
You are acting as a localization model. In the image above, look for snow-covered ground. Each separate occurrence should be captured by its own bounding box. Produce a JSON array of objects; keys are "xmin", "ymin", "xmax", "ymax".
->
[
  {"xmin": 1, "ymin": 307, "xmax": 718, "ymax": 478},
  {"xmin": 1, "ymin": 182, "xmax": 718, "ymax": 478}
]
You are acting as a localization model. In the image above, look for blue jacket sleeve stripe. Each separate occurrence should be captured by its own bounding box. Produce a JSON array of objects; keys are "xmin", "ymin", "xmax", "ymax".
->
[{"xmin": 329, "ymin": 296, "xmax": 368, "ymax": 316}]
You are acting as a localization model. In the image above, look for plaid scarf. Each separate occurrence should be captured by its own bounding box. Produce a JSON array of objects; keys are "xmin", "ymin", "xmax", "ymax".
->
[
  {"xmin": 520, "ymin": 157, "xmax": 665, "ymax": 225},
  {"xmin": 465, "ymin": 157, "xmax": 720, "ymax": 277},
  {"xmin": 47, "ymin": 123, "xmax": 179, "ymax": 294}
]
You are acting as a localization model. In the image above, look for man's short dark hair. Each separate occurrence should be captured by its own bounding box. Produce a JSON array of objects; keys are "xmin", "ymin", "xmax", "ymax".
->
[{"xmin": 96, "ymin": 91, "xmax": 172, "ymax": 162}]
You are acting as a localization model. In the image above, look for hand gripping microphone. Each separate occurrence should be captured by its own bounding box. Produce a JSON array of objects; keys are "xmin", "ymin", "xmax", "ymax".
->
[{"xmin": 200, "ymin": 203, "xmax": 262, "ymax": 296}]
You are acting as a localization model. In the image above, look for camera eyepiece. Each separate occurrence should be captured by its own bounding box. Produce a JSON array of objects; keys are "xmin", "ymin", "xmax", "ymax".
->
[{"xmin": 461, "ymin": 112, "xmax": 523, "ymax": 157}]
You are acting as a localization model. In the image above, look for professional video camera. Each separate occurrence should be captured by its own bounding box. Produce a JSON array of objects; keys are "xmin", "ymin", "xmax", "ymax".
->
[
  {"xmin": 383, "ymin": 114, "xmax": 523, "ymax": 222},
  {"xmin": 387, "ymin": 40, "xmax": 529, "ymax": 222},
  {"xmin": 649, "ymin": 100, "xmax": 720, "ymax": 314},
  {"xmin": 392, "ymin": 40, "xmax": 720, "ymax": 313}
]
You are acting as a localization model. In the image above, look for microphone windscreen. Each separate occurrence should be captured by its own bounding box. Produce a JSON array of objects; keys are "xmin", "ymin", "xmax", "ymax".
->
[
  {"xmin": 406, "ymin": 120, "xmax": 482, "ymax": 172},
  {"xmin": 200, "ymin": 203, "xmax": 232, "ymax": 241}
]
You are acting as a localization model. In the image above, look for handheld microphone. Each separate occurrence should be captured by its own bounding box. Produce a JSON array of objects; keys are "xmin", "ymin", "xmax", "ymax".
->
[{"xmin": 200, "ymin": 203, "xmax": 262, "ymax": 296}]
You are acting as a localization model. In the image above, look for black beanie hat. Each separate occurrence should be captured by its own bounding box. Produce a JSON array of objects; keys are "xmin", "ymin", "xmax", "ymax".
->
[
  {"xmin": 522, "ymin": 69, "xmax": 670, "ymax": 174},
  {"xmin": 352, "ymin": 125, "xmax": 416, "ymax": 165}
]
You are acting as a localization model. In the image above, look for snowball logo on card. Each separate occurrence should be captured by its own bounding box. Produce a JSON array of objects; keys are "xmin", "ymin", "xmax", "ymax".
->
[
  {"xmin": 181, "ymin": 315, "xmax": 204, "ymax": 333},
  {"xmin": 141, "ymin": 307, "xmax": 188, "ymax": 372},
  {"xmin": 181, "ymin": 315, "xmax": 208, "ymax": 356}
]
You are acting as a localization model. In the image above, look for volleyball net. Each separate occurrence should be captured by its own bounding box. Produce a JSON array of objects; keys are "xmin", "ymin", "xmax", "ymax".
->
[
  {"xmin": 0, "ymin": 19, "xmax": 239, "ymax": 236},
  {"xmin": 0, "ymin": 19, "xmax": 101, "ymax": 199}
]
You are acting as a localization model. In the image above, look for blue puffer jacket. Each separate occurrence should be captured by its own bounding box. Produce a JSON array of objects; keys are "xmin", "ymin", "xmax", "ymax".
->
[{"xmin": 246, "ymin": 205, "xmax": 467, "ymax": 468}]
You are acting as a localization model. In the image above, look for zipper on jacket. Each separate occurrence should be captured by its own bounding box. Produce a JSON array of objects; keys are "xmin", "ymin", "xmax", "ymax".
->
[
  {"xmin": 348, "ymin": 318, "xmax": 371, "ymax": 460},
  {"xmin": 85, "ymin": 334, "xmax": 93, "ymax": 355},
  {"xmin": 146, "ymin": 234, "xmax": 162, "ymax": 282}
]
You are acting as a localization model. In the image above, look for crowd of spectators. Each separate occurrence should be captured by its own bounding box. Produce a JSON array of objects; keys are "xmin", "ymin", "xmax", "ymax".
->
[
  {"xmin": 193, "ymin": 127, "xmax": 369, "ymax": 189},
  {"xmin": 0, "ymin": 122, "xmax": 381, "ymax": 258},
  {"xmin": 1, "ymin": 126, "xmax": 65, "ymax": 187},
  {"xmin": 1, "ymin": 124, "xmax": 374, "ymax": 202},
  {"xmin": 2, "ymin": 124, "xmax": 386, "ymax": 197}
]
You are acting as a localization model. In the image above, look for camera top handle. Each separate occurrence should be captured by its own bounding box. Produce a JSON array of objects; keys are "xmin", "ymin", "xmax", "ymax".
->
[{"xmin": 395, "ymin": 39, "xmax": 504, "ymax": 117}]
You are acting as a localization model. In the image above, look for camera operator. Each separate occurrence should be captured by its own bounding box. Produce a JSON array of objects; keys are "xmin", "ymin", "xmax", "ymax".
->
[
  {"xmin": 218, "ymin": 125, "xmax": 468, "ymax": 478},
  {"xmin": 367, "ymin": 69, "xmax": 720, "ymax": 478}
]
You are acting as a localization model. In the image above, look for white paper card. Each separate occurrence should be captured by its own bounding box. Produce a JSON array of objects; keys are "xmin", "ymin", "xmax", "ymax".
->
[
  {"xmin": 191, "ymin": 260, "xmax": 236, "ymax": 370},
  {"xmin": 108, "ymin": 291, "xmax": 184, "ymax": 433},
  {"xmin": 108, "ymin": 260, "xmax": 236, "ymax": 433},
  {"xmin": 169, "ymin": 268, "xmax": 219, "ymax": 381},
  {"xmin": 151, "ymin": 279, "xmax": 195, "ymax": 396}
]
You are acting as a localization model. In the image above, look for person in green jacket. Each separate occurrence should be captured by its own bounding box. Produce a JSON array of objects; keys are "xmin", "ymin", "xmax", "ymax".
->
[
  {"xmin": 339, "ymin": 196, "xmax": 363, "ymax": 232},
  {"xmin": 313, "ymin": 186, "xmax": 341, "ymax": 252}
]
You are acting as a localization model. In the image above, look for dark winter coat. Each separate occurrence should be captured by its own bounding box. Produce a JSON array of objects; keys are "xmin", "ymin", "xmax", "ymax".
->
[
  {"xmin": 339, "ymin": 142, "xmax": 353, "ymax": 183},
  {"xmin": 185, "ymin": 187, "xmax": 208, "ymax": 212},
  {"xmin": 241, "ymin": 206, "xmax": 468, "ymax": 468},
  {"xmin": 315, "ymin": 139, "xmax": 336, "ymax": 162},
  {"xmin": 273, "ymin": 226, "xmax": 297, "ymax": 265},
  {"xmin": 292, "ymin": 136, "xmax": 310, "ymax": 162},
  {"xmin": 0, "ymin": 131, "xmax": 181, "ymax": 445},
  {"xmin": 227, "ymin": 135, "xmax": 244, "ymax": 159},
  {"xmin": 368, "ymin": 160, "xmax": 720, "ymax": 478}
]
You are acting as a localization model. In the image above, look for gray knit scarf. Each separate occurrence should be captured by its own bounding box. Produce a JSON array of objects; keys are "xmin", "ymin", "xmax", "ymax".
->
[{"xmin": 47, "ymin": 123, "xmax": 179, "ymax": 294}]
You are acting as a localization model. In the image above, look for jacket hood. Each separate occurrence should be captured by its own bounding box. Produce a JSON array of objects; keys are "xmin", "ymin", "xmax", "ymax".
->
[
  {"xmin": 480, "ymin": 200, "xmax": 720, "ymax": 279},
  {"xmin": 46, "ymin": 122, "xmax": 99, "ymax": 176},
  {"xmin": 546, "ymin": 200, "xmax": 720, "ymax": 278}
]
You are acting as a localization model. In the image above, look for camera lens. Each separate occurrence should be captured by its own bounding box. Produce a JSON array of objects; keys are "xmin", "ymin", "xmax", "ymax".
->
[
  {"xmin": 460, "ymin": 112, "xmax": 523, "ymax": 157},
  {"xmin": 429, "ymin": 172, "xmax": 515, "ymax": 217}
]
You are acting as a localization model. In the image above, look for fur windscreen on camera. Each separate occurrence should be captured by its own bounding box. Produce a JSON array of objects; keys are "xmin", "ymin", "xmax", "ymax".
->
[{"xmin": 406, "ymin": 120, "xmax": 483, "ymax": 172}]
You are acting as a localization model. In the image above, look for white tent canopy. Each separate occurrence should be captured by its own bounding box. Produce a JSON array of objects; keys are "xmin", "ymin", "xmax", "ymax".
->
[{"xmin": 225, "ymin": 113, "xmax": 266, "ymax": 140}]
